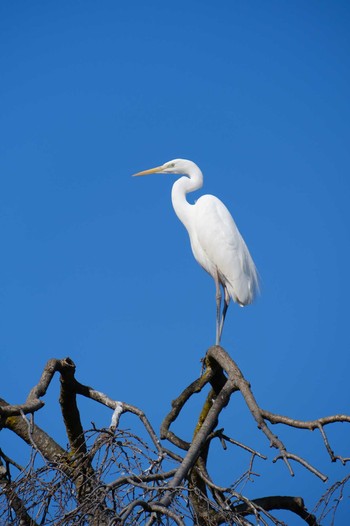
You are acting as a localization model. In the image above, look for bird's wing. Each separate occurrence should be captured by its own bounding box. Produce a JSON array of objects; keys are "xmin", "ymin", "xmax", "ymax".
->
[{"xmin": 191, "ymin": 195, "xmax": 259, "ymax": 305}]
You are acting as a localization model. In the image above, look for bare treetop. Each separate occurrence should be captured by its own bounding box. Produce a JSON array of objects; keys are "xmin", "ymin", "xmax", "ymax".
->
[{"xmin": 1, "ymin": 346, "xmax": 349, "ymax": 525}]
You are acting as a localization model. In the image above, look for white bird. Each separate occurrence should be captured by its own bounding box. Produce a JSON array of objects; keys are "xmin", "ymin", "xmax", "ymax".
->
[{"xmin": 133, "ymin": 159, "xmax": 259, "ymax": 345}]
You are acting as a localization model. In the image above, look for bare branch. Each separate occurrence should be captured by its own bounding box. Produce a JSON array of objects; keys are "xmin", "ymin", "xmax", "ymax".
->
[
  {"xmin": 314, "ymin": 473, "xmax": 350, "ymax": 524},
  {"xmin": 160, "ymin": 376, "xmax": 236, "ymax": 507},
  {"xmin": 234, "ymin": 496, "xmax": 318, "ymax": 526},
  {"xmin": 206, "ymin": 346, "xmax": 333, "ymax": 480},
  {"xmin": 0, "ymin": 457, "xmax": 40, "ymax": 526},
  {"xmin": 119, "ymin": 499, "xmax": 185, "ymax": 526},
  {"xmin": 108, "ymin": 468, "xmax": 178, "ymax": 490},
  {"xmin": 209, "ymin": 429, "xmax": 267, "ymax": 460},
  {"xmin": 1, "ymin": 398, "xmax": 68, "ymax": 467},
  {"xmin": 0, "ymin": 359, "xmax": 63, "ymax": 417},
  {"xmin": 261, "ymin": 409, "xmax": 350, "ymax": 429},
  {"xmin": 261, "ymin": 409, "xmax": 350, "ymax": 466},
  {"xmin": 160, "ymin": 366, "xmax": 217, "ymax": 450}
]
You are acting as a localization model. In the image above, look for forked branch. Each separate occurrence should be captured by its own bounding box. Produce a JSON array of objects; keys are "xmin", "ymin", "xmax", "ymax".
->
[{"xmin": 158, "ymin": 344, "xmax": 350, "ymax": 524}]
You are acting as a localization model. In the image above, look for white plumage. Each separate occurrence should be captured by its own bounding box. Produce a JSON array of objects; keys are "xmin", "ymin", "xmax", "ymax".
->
[{"xmin": 133, "ymin": 159, "xmax": 259, "ymax": 344}]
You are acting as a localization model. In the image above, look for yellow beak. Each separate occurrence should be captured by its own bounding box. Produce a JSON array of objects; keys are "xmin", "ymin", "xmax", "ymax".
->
[{"xmin": 132, "ymin": 164, "xmax": 164, "ymax": 177}]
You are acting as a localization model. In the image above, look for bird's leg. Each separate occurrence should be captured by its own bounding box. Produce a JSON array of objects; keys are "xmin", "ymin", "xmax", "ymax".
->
[
  {"xmin": 218, "ymin": 287, "xmax": 230, "ymax": 343},
  {"xmin": 214, "ymin": 272, "xmax": 222, "ymax": 345}
]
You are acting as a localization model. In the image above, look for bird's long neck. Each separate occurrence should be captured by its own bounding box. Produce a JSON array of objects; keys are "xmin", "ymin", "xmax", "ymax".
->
[{"xmin": 171, "ymin": 164, "xmax": 203, "ymax": 232}]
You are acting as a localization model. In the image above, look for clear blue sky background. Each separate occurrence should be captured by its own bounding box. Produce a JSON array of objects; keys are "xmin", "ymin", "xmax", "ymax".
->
[{"xmin": 1, "ymin": 2, "xmax": 349, "ymax": 524}]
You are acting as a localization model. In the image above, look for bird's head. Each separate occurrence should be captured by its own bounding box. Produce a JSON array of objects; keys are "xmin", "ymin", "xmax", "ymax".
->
[{"xmin": 133, "ymin": 159, "xmax": 197, "ymax": 177}]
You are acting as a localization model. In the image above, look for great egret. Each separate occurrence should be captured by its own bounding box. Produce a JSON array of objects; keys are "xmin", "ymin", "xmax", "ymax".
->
[{"xmin": 133, "ymin": 159, "xmax": 259, "ymax": 344}]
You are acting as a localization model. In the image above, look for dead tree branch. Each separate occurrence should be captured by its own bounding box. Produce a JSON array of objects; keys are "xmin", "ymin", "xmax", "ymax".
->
[
  {"xmin": 1, "ymin": 348, "xmax": 349, "ymax": 525},
  {"xmin": 158, "ymin": 345, "xmax": 350, "ymax": 524}
]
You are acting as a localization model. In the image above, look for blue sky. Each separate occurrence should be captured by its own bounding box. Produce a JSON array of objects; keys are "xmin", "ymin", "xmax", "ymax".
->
[{"xmin": 1, "ymin": 1, "xmax": 350, "ymax": 523}]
